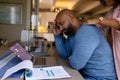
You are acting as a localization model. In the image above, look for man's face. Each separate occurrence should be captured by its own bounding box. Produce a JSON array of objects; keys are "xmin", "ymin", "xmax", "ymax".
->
[
  {"xmin": 55, "ymin": 14, "xmax": 74, "ymax": 36},
  {"xmin": 62, "ymin": 22, "xmax": 74, "ymax": 35}
]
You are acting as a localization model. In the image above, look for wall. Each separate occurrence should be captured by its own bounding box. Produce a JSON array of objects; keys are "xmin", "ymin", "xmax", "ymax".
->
[
  {"xmin": 39, "ymin": 12, "xmax": 57, "ymax": 31},
  {"xmin": 0, "ymin": 0, "xmax": 31, "ymax": 42}
]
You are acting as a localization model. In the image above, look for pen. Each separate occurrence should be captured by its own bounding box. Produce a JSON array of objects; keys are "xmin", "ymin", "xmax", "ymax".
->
[
  {"xmin": 50, "ymin": 70, "xmax": 55, "ymax": 76},
  {"xmin": 26, "ymin": 70, "xmax": 32, "ymax": 77}
]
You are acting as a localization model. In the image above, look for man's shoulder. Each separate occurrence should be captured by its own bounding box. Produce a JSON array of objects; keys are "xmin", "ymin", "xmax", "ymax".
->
[
  {"xmin": 80, "ymin": 24, "xmax": 98, "ymax": 31},
  {"xmin": 77, "ymin": 24, "xmax": 102, "ymax": 37}
]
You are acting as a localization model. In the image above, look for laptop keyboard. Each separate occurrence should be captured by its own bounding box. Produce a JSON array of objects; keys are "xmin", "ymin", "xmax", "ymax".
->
[{"xmin": 33, "ymin": 57, "xmax": 46, "ymax": 66}]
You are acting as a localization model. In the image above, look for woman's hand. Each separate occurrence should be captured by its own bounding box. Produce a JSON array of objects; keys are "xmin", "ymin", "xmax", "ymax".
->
[{"xmin": 86, "ymin": 18, "xmax": 100, "ymax": 25}]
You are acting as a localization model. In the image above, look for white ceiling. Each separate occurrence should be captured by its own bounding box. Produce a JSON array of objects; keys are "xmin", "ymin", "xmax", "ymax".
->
[{"xmin": 33, "ymin": 0, "xmax": 112, "ymax": 16}]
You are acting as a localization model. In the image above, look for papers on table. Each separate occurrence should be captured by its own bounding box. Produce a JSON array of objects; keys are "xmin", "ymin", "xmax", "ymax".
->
[
  {"xmin": 25, "ymin": 66, "xmax": 71, "ymax": 80},
  {"xmin": 21, "ymin": 30, "xmax": 34, "ymax": 43},
  {"xmin": 43, "ymin": 33, "xmax": 54, "ymax": 41},
  {"xmin": 1, "ymin": 60, "xmax": 33, "ymax": 80},
  {"xmin": 1, "ymin": 60, "xmax": 71, "ymax": 80}
]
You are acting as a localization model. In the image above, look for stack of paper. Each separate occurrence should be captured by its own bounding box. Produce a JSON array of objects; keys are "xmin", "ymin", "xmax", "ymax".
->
[{"xmin": 1, "ymin": 60, "xmax": 71, "ymax": 80}]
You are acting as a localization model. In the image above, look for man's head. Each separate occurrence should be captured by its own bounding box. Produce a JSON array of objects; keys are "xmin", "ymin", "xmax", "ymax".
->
[{"xmin": 54, "ymin": 9, "xmax": 80, "ymax": 35}]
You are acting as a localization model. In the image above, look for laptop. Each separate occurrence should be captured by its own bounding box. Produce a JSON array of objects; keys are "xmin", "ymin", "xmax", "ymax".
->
[{"xmin": 9, "ymin": 43, "xmax": 57, "ymax": 67}]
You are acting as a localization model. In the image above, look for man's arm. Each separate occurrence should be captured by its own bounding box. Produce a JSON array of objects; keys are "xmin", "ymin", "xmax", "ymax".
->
[{"xmin": 54, "ymin": 34, "xmax": 72, "ymax": 59}]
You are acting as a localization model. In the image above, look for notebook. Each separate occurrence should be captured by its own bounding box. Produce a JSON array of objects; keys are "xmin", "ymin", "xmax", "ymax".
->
[{"xmin": 9, "ymin": 43, "xmax": 57, "ymax": 67}]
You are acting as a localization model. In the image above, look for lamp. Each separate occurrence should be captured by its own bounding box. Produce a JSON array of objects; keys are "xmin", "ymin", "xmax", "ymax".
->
[{"xmin": 38, "ymin": 25, "xmax": 46, "ymax": 32}]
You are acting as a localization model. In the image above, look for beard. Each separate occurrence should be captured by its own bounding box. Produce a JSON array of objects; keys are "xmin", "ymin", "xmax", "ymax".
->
[{"xmin": 63, "ymin": 23, "xmax": 74, "ymax": 35}]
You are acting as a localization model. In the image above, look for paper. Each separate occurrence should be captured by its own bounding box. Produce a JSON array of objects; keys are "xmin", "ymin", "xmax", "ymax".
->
[
  {"xmin": 1, "ymin": 60, "xmax": 33, "ymax": 80},
  {"xmin": 21, "ymin": 30, "xmax": 34, "ymax": 42},
  {"xmin": 43, "ymin": 33, "xmax": 54, "ymax": 41},
  {"xmin": 1, "ymin": 60, "xmax": 71, "ymax": 80},
  {"xmin": 25, "ymin": 66, "xmax": 71, "ymax": 80}
]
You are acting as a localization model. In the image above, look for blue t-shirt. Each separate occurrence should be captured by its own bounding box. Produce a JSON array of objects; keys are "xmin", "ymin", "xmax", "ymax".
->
[{"xmin": 54, "ymin": 24, "xmax": 117, "ymax": 80}]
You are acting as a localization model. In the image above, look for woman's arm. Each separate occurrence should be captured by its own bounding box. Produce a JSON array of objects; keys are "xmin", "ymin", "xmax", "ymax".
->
[{"xmin": 99, "ymin": 18, "xmax": 120, "ymax": 29}]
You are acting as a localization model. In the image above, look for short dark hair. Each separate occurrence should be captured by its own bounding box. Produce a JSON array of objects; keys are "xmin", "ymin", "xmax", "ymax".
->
[
  {"xmin": 100, "ymin": 0, "xmax": 120, "ymax": 6},
  {"xmin": 100, "ymin": 0, "xmax": 106, "ymax": 6}
]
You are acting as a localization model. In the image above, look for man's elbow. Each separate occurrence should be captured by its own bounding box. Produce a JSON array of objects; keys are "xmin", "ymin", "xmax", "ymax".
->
[
  {"xmin": 59, "ymin": 55, "xmax": 68, "ymax": 60},
  {"xmin": 69, "ymin": 60, "xmax": 84, "ymax": 70}
]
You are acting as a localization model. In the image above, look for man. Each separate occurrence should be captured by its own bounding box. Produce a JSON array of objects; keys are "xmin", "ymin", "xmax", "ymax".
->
[{"xmin": 52, "ymin": 9, "xmax": 117, "ymax": 80}]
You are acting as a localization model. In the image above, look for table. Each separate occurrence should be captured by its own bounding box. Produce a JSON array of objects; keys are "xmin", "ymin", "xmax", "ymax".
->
[
  {"xmin": 0, "ymin": 42, "xmax": 84, "ymax": 80},
  {"xmin": 3, "ymin": 59, "xmax": 84, "ymax": 80}
]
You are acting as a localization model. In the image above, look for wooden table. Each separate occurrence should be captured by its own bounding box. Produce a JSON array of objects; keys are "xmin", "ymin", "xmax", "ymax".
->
[
  {"xmin": 3, "ymin": 58, "xmax": 84, "ymax": 80},
  {"xmin": 0, "ymin": 42, "xmax": 84, "ymax": 80}
]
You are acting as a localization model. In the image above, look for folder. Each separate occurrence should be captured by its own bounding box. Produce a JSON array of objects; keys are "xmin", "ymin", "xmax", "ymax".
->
[{"xmin": 0, "ymin": 52, "xmax": 24, "ymax": 78}]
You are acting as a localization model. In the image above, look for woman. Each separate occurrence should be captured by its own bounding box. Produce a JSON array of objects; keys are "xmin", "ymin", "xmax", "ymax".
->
[{"xmin": 87, "ymin": 0, "xmax": 120, "ymax": 79}]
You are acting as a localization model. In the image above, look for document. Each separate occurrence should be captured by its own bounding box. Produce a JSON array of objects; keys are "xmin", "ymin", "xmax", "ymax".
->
[
  {"xmin": 25, "ymin": 66, "xmax": 71, "ymax": 80},
  {"xmin": 1, "ymin": 60, "xmax": 71, "ymax": 80},
  {"xmin": 1, "ymin": 60, "xmax": 33, "ymax": 80},
  {"xmin": 43, "ymin": 33, "xmax": 54, "ymax": 41}
]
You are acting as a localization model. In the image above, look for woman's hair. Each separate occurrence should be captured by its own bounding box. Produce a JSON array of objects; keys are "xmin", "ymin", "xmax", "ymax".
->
[
  {"xmin": 100, "ymin": 0, "xmax": 120, "ymax": 6},
  {"xmin": 100, "ymin": 0, "xmax": 106, "ymax": 6}
]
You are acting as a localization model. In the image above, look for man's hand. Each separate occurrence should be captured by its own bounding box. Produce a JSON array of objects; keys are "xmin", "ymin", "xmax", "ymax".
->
[
  {"xmin": 52, "ymin": 27, "xmax": 61, "ymax": 35},
  {"xmin": 52, "ymin": 22, "xmax": 61, "ymax": 35}
]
